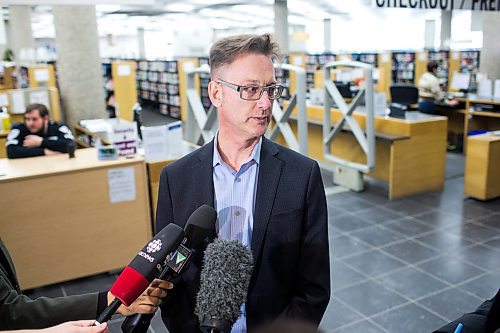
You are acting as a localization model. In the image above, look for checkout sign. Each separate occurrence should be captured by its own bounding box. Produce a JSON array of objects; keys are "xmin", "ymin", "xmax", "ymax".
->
[{"xmin": 373, "ymin": 0, "xmax": 500, "ymax": 11}]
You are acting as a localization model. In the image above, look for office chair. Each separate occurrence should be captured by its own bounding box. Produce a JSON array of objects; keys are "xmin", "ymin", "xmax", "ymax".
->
[
  {"xmin": 334, "ymin": 81, "xmax": 353, "ymax": 99},
  {"xmin": 390, "ymin": 85, "xmax": 419, "ymax": 107},
  {"xmin": 389, "ymin": 85, "xmax": 419, "ymax": 118}
]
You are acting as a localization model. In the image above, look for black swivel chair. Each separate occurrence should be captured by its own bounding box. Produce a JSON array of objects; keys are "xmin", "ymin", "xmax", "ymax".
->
[
  {"xmin": 389, "ymin": 85, "xmax": 419, "ymax": 118},
  {"xmin": 334, "ymin": 81, "xmax": 353, "ymax": 99}
]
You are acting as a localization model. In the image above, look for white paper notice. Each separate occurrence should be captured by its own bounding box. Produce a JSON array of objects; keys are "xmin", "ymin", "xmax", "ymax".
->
[
  {"xmin": 478, "ymin": 79, "xmax": 493, "ymax": 97},
  {"xmin": 34, "ymin": 68, "xmax": 50, "ymax": 82},
  {"xmin": 374, "ymin": 92, "xmax": 387, "ymax": 116},
  {"xmin": 381, "ymin": 53, "xmax": 390, "ymax": 63},
  {"xmin": 418, "ymin": 53, "xmax": 427, "ymax": 61},
  {"xmin": 0, "ymin": 93, "xmax": 9, "ymax": 106},
  {"xmin": 108, "ymin": 167, "xmax": 136, "ymax": 203},
  {"xmin": 117, "ymin": 64, "xmax": 131, "ymax": 76},
  {"xmin": 29, "ymin": 90, "xmax": 50, "ymax": 107},
  {"xmin": 10, "ymin": 91, "xmax": 26, "ymax": 114},
  {"xmin": 142, "ymin": 125, "xmax": 169, "ymax": 162},
  {"xmin": 452, "ymin": 52, "xmax": 459, "ymax": 60},
  {"xmin": 494, "ymin": 80, "xmax": 500, "ymax": 99}
]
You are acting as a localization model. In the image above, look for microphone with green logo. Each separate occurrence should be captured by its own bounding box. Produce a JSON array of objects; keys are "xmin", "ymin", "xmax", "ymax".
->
[{"xmin": 121, "ymin": 205, "xmax": 217, "ymax": 333}]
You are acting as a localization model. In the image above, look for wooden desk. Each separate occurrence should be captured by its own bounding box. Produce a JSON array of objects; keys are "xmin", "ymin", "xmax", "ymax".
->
[
  {"xmin": 463, "ymin": 95, "xmax": 500, "ymax": 152},
  {"xmin": 0, "ymin": 148, "xmax": 152, "ymax": 289},
  {"xmin": 0, "ymin": 131, "xmax": 7, "ymax": 158},
  {"xmin": 146, "ymin": 142, "xmax": 199, "ymax": 221},
  {"xmin": 464, "ymin": 134, "xmax": 500, "ymax": 200},
  {"xmin": 278, "ymin": 104, "xmax": 448, "ymax": 199}
]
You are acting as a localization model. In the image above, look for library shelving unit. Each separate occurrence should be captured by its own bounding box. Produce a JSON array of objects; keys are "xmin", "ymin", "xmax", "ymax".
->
[
  {"xmin": 305, "ymin": 54, "xmax": 321, "ymax": 91},
  {"xmin": 198, "ymin": 57, "xmax": 211, "ymax": 112},
  {"xmin": 351, "ymin": 52, "xmax": 378, "ymax": 67},
  {"xmin": 428, "ymin": 50, "xmax": 449, "ymax": 88},
  {"xmin": 136, "ymin": 60, "xmax": 181, "ymax": 120},
  {"xmin": 459, "ymin": 50, "xmax": 480, "ymax": 86},
  {"xmin": 391, "ymin": 51, "xmax": 416, "ymax": 85},
  {"xmin": 275, "ymin": 55, "xmax": 291, "ymax": 103}
]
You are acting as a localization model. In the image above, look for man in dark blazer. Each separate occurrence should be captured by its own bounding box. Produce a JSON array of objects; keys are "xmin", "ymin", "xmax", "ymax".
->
[
  {"xmin": 0, "ymin": 238, "xmax": 169, "ymax": 330},
  {"xmin": 156, "ymin": 34, "xmax": 330, "ymax": 333}
]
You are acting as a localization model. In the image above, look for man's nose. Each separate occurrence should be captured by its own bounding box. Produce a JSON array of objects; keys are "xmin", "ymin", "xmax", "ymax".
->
[{"xmin": 257, "ymin": 90, "xmax": 272, "ymax": 110}]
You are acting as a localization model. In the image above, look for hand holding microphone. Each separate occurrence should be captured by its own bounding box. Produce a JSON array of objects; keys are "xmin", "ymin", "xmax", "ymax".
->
[
  {"xmin": 94, "ymin": 223, "xmax": 184, "ymax": 324},
  {"xmin": 106, "ymin": 278, "xmax": 173, "ymax": 317},
  {"xmin": 121, "ymin": 205, "xmax": 217, "ymax": 333}
]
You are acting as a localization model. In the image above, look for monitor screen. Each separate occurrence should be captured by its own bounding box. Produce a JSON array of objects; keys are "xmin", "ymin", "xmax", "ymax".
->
[{"xmin": 450, "ymin": 72, "xmax": 471, "ymax": 91}]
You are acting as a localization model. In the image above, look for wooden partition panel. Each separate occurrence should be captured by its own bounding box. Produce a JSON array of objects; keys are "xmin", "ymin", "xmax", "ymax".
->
[{"xmin": 0, "ymin": 149, "xmax": 152, "ymax": 289}]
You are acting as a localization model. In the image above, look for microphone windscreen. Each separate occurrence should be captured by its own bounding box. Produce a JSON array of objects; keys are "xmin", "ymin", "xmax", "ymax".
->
[
  {"xmin": 184, "ymin": 205, "xmax": 217, "ymax": 251},
  {"xmin": 111, "ymin": 223, "xmax": 184, "ymax": 306},
  {"xmin": 195, "ymin": 239, "xmax": 253, "ymax": 331}
]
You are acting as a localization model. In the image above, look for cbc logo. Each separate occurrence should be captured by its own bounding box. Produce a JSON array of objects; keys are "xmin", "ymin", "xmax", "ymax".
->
[{"xmin": 146, "ymin": 239, "xmax": 162, "ymax": 253}]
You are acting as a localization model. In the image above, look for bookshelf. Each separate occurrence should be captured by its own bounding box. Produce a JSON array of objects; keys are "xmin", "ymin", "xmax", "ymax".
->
[
  {"xmin": 351, "ymin": 53, "xmax": 378, "ymax": 68},
  {"xmin": 460, "ymin": 50, "xmax": 480, "ymax": 87},
  {"xmin": 428, "ymin": 50, "xmax": 449, "ymax": 88},
  {"xmin": 136, "ymin": 60, "xmax": 181, "ymax": 120},
  {"xmin": 198, "ymin": 57, "xmax": 212, "ymax": 112},
  {"xmin": 391, "ymin": 51, "xmax": 416, "ymax": 85}
]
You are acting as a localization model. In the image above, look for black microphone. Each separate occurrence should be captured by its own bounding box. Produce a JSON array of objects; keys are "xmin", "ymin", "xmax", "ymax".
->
[
  {"xmin": 195, "ymin": 239, "xmax": 254, "ymax": 333},
  {"xmin": 121, "ymin": 205, "xmax": 217, "ymax": 333},
  {"xmin": 94, "ymin": 223, "xmax": 184, "ymax": 325}
]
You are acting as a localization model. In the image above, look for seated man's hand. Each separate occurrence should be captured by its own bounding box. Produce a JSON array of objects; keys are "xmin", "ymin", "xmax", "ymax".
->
[
  {"xmin": 23, "ymin": 135, "xmax": 43, "ymax": 148},
  {"xmin": 109, "ymin": 279, "xmax": 173, "ymax": 316}
]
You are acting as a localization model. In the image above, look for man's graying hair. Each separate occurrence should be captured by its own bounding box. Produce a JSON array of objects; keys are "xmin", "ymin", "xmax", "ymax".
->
[{"xmin": 209, "ymin": 33, "xmax": 281, "ymax": 79}]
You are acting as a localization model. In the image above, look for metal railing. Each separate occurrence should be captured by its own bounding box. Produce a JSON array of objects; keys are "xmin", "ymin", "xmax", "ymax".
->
[
  {"xmin": 184, "ymin": 65, "xmax": 217, "ymax": 146},
  {"xmin": 266, "ymin": 63, "xmax": 308, "ymax": 155},
  {"xmin": 323, "ymin": 61, "xmax": 376, "ymax": 173}
]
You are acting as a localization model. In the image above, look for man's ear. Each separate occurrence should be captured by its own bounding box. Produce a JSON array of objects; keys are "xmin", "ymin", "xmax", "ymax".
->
[{"xmin": 208, "ymin": 81, "xmax": 222, "ymax": 107}]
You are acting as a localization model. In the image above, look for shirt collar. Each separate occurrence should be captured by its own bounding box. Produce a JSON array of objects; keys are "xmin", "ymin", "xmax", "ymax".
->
[{"xmin": 213, "ymin": 132, "xmax": 262, "ymax": 168}]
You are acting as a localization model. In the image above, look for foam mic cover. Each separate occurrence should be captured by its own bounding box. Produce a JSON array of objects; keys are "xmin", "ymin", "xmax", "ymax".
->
[
  {"xmin": 110, "ymin": 223, "xmax": 184, "ymax": 306},
  {"xmin": 195, "ymin": 239, "xmax": 253, "ymax": 333}
]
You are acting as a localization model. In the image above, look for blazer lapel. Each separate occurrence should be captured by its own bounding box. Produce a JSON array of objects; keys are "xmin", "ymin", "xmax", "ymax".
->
[
  {"xmin": 0, "ymin": 238, "xmax": 20, "ymax": 292},
  {"xmin": 191, "ymin": 141, "xmax": 215, "ymax": 209},
  {"xmin": 251, "ymin": 138, "xmax": 283, "ymax": 263}
]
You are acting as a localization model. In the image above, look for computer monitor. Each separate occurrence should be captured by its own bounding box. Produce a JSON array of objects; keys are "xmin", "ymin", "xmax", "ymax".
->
[
  {"xmin": 450, "ymin": 72, "xmax": 471, "ymax": 91},
  {"xmin": 333, "ymin": 81, "xmax": 352, "ymax": 99}
]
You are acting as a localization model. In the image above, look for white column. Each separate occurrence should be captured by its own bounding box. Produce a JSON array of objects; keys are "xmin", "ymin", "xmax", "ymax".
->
[
  {"xmin": 8, "ymin": 6, "xmax": 35, "ymax": 62},
  {"xmin": 479, "ymin": 12, "xmax": 500, "ymax": 80},
  {"xmin": 137, "ymin": 27, "xmax": 145, "ymax": 59},
  {"xmin": 324, "ymin": 18, "xmax": 331, "ymax": 53},
  {"xmin": 52, "ymin": 5, "xmax": 106, "ymax": 126},
  {"xmin": 440, "ymin": 10, "xmax": 452, "ymax": 49},
  {"xmin": 274, "ymin": 0, "xmax": 289, "ymax": 54},
  {"xmin": 424, "ymin": 20, "xmax": 436, "ymax": 49}
]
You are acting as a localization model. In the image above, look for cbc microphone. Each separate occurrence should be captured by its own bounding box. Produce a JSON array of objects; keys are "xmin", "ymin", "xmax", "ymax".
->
[
  {"xmin": 195, "ymin": 239, "xmax": 254, "ymax": 333},
  {"xmin": 94, "ymin": 223, "xmax": 184, "ymax": 324},
  {"xmin": 121, "ymin": 205, "xmax": 217, "ymax": 333}
]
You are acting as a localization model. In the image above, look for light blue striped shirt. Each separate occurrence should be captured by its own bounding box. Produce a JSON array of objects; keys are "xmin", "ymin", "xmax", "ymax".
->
[{"xmin": 213, "ymin": 135, "xmax": 261, "ymax": 333}]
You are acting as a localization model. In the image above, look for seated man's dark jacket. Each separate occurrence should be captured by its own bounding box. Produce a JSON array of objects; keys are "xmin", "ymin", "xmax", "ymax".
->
[
  {"xmin": 0, "ymin": 238, "xmax": 106, "ymax": 329},
  {"xmin": 6, "ymin": 121, "xmax": 75, "ymax": 159},
  {"xmin": 156, "ymin": 137, "xmax": 331, "ymax": 333},
  {"xmin": 433, "ymin": 289, "xmax": 500, "ymax": 333}
]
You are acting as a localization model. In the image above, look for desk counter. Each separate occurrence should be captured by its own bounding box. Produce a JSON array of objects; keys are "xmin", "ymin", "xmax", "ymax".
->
[
  {"xmin": 464, "ymin": 134, "xmax": 500, "ymax": 200},
  {"xmin": 0, "ymin": 148, "xmax": 152, "ymax": 289},
  {"xmin": 279, "ymin": 104, "xmax": 448, "ymax": 199}
]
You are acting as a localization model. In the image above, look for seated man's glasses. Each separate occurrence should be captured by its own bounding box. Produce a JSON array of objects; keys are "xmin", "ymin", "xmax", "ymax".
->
[{"xmin": 217, "ymin": 79, "xmax": 285, "ymax": 101}]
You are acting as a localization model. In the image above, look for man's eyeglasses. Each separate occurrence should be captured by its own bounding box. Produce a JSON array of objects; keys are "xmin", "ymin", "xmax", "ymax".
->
[{"xmin": 217, "ymin": 79, "xmax": 285, "ymax": 101}]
